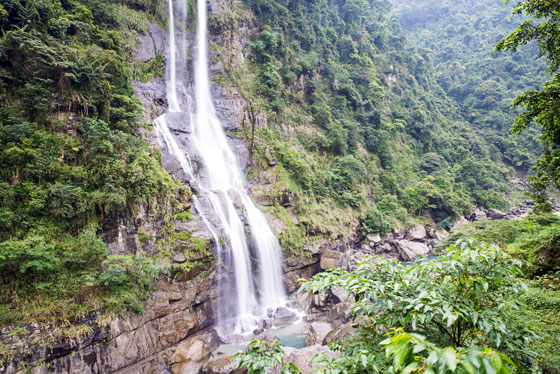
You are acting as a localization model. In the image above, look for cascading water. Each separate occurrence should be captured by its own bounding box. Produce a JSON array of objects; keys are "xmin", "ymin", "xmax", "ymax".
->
[
  {"xmin": 192, "ymin": 0, "xmax": 287, "ymax": 332},
  {"xmin": 166, "ymin": 0, "xmax": 181, "ymax": 113},
  {"xmin": 154, "ymin": 0, "xmax": 287, "ymax": 335}
]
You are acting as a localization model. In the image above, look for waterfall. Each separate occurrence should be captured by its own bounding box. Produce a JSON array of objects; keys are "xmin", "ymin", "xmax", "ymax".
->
[
  {"xmin": 155, "ymin": 0, "xmax": 287, "ymax": 335},
  {"xmin": 167, "ymin": 0, "xmax": 181, "ymax": 112},
  {"xmin": 193, "ymin": 0, "xmax": 287, "ymax": 332},
  {"xmin": 153, "ymin": 116, "xmax": 193, "ymax": 177}
]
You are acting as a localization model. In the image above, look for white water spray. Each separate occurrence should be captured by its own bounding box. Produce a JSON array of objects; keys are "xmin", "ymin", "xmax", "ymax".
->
[
  {"xmin": 153, "ymin": 116, "xmax": 193, "ymax": 177},
  {"xmin": 193, "ymin": 0, "xmax": 287, "ymax": 331},
  {"xmin": 167, "ymin": 0, "xmax": 181, "ymax": 113},
  {"xmin": 155, "ymin": 0, "xmax": 287, "ymax": 335}
]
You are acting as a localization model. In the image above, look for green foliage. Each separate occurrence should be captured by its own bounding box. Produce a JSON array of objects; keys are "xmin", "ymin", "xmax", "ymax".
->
[
  {"xmin": 443, "ymin": 213, "xmax": 560, "ymax": 373},
  {"xmin": 445, "ymin": 213, "xmax": 560, "ymax": 277},
  {"xmin": 361, "ymin": 206, "xmax": 392, "ymax": 235},
  {"xmin": 234, "ymin": 339, "xmax": 301, "ymax": 374},
  {"xmin": 134, "ymin": 53, "xmax": 165, "ymax": 83},
  {"xmin": 137, "ymin": 227, "xmax": 150, "ymax": 243},
  {"xmin": 380, "ymin": 331, "xmax": 516, "ymax": 374},
  {"xmin": 394, "ymin": 0, "xmax": 544, "ymax": 173},
  {"xmin": 495, "ymin": 0, "xmax": 560, "ymax": 204},
  {"xmin": 516, "ymin": 284, "xmax": 560, "ymax": 372},
  {"xmin": 100, "ymin": 254, "xmax": 161, "ymax": 313},
  {"xmin": 174, "ymin": 208, "xmax": 192, "ymax": 222},
  {"xmin": 300, "ymin": 244, "xmax": 537, "ymax": 372},
  {"xmin": 237, "ymin": 0, "xmax": 527, "ymax": 234},
  {"xmin": 238, "ymin": 244, "xmax": 529, "ymax": 374},
  {"xmin": 0, "ymin": 0, "xmax": 177, "ymax": 327},
  {"xmin": 0, "ymin": 236, "xmax": 59, "ymax": 282},
  {"xmin": 402, "ymin": 176, "xmax": 472, "ymax": 224}
]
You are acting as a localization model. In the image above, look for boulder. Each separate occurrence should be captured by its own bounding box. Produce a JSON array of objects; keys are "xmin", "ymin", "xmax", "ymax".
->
[
  {"xmin": 173, "ymin": 253, "xmax": 187, "ymax": 263},
  {"xmin": 434, "ymin": 229, "xmax": 449, "ymax": 242},
  {"xmin": 273, "ymin": 307, "xmax": 298, "ymax": 327},
  {"xmin": 203, "ymin": 356, "xmax": 248, "ymax": 374},
  {"xmin": 327, "ymin": 301, "xmax": 354, "ymax": 328},
  {"xmin": 469, "ymin": 208, "xmax": 487, "ymax": 221},
  {"xmin": 278, "ymin": 345, "xmax": 338, "ymax": 374},
  {"xmin": 284, "ymin": 272, "xmax": 302, "ymax": 293},
  {"xmin": 320, "ymin": 249, "xmax": 342, "ymax": 270},
  {"xmin": 330, "ymin": 286, "xmax": 349, "ymax": 302},
  {"xmin": 303, "ymin": 312, "xmax": 324, "ymax": 323},
  {"xmin": 366, "ymin": 233, "xmax": 382, "ymax": 245},
  {"xmin": 396, "ymin": 240, "xmax": 430, "ymax": 261},
  {"xmin": 450, "ymin": 216, "xmax": 468, "ymax": 230},
  {"xmin": 392, "ymin": 228, "xmax": 406, "ymax": 240},
  {"xmin": 172, "ymin": 338, "xmax": 210, "ymax": 363},
  {"xmin": 305, "ymin": 322, "xmax": 334, "ymax": 346},
  {"xmin": 509, "ymin": 207, "xmax": 522, "ymax": 216},
  {"xmin": 203, "ymin": 356, "xmax": 237, "ymax": 374},
  {"xmin": 323, "ymin": 321, "xmax": 356, "ymax": 345},
  {"xmin": 375, "ymin": 242, "xmax": 398, "ymax": 257},
  {"xmin": 311, "ymin": 293, "xmax": 327, "ymax": 308},
  {"xmin": 406, "ymin": 225, "xmax": 426, "ymax": 241},
  {"xmin": 487, "ymin": 208, "xmax": 506, "ymax": 220},
  {"xmin": 171, "ymin": 337, "xmax": 210, "ymax": 374}
]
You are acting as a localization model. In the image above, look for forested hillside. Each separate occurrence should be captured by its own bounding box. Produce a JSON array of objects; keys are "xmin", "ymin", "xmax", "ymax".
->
[
  {"xmin": 216, "ymin": 0, "xmax": 541, "ymax": 253},
  {"xmin": 0, "ymin": 0, "xmax": 547, "ymax": 332},
  {"xmin": 0, "ymin": 0, "xmax": 188, "ymax": 327},
  {"xmin": 392, "ymin": 0, "xmax": 545, "ymax": 172}
]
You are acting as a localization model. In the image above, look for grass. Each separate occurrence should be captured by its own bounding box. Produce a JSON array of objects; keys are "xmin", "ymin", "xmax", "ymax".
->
[{"xmin": 517, "ymin": 284, "xmax": 560, "ymax": 373}]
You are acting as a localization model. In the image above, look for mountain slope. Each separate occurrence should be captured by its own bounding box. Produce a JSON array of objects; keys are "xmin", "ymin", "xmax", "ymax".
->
[
  {"xmin": 391, "ymin": 0, "xmax": 546, "ymax": 171},
  {"xmin": 212, "ymin": 0, "xmax": 536, "ymax": 254}
]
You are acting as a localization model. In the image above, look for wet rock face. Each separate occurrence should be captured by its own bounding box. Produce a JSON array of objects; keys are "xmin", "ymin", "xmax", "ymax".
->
[
  {"xmin": 278, "ymin": 345, "xmax": 338, "ymax": 374},
  {"xmin": 132, "ymin": 23, "xmax": 168, "ymax": 123},
  {"xmin": 2, "ymin": 276, "xmax": 218, "ymax": 374},
  {"xmin": 273, "ymin": 307, "xmax": 298, "ymax": 327},
  {"xmin": 1, "ymin": 18, "xmax": 224, "ymax": 372}
]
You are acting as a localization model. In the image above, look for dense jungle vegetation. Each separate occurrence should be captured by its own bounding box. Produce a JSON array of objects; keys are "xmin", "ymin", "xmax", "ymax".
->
[
  {"xmin": 392, "ymin": 0, "xmax": 559, "ymax": 211},
  {"xmin": 219, "ymin": 0, "xmax": 551, "ymax": 254},
  {"xmin": 0, "ymin": 0, "xmax": 190, "ymax": 331},
  {"xmin": 392, "ymin": 0, "xmax": 545, "ymax": 173}
]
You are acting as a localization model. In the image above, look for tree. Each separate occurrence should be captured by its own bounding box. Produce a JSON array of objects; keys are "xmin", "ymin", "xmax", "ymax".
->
[
  {"xmin": 301, "ymin": 244, "xmax": 535, "ymax": 366},
  {"xmin": 496, "ymin": 0, "xmax": 560, "ymax": 208},
  {"xmin": 236, "ymin": 244, "xmax": 537, "ymax": 373}
]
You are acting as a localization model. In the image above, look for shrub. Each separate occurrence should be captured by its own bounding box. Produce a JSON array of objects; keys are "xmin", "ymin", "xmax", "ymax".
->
[{"xmin": 300, "ymin": 243, "xmax": 536, "ymax": 372}]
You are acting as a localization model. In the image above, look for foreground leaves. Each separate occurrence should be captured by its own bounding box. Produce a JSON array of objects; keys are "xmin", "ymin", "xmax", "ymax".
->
[{"xmin": 299, "ymin": 243, "xmax": 537, "ymax": 372}]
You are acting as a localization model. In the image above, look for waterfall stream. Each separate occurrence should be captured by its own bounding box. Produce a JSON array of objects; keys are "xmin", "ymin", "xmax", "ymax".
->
[
  {"xmin": 154, "ymin": 0, "xmax": 287, "ymax": 335},
  {"xmin": 166, "ymin": 0, "xmax": 181, "ymax": 113}
]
